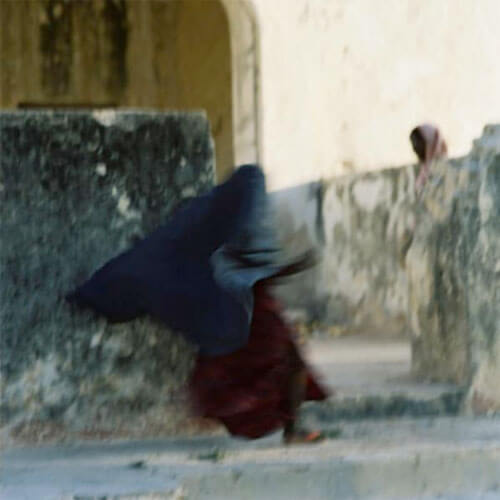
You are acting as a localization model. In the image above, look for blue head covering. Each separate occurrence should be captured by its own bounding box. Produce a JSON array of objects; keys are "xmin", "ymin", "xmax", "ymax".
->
[{"xmin": 68, "ymin": 165, "xmax": 287, "ymax": 356}]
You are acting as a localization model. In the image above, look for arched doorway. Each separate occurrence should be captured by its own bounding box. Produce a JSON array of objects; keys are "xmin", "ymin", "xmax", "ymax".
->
[{"xmin": 0, "ymin": 0, "xmax": 259, "ymax": 181}]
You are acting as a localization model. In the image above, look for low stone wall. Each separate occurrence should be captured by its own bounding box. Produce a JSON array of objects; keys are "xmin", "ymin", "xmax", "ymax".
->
[
  {"xmin": 0, "ymin": 111, "xmax": 214, "ymax": 431},
  {"xmin": 320, "ymin": 166, "xmax": 418, "ymax": 334},
  {"xmin": 272, "ymin": 165, "xmax": 418, "ymax": 336}
]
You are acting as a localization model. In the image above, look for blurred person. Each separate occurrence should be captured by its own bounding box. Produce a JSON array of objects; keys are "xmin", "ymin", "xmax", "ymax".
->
[
  {"xmin": 410, "ymin": 124, "xmax": 448, "ymax": 193},
  {"xmin": 67, "ymin": 165, "xmax": 328, "ymax": 443}
]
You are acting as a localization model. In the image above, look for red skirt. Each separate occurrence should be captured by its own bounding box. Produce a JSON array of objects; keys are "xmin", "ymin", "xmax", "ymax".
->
[{"xmin": 188, "ymin": 285, "xmax": 328, "ymax": 439}]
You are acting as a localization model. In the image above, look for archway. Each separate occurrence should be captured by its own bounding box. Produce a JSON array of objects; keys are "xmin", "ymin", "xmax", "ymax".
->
[{"xmin": 0, "ymin": 0, "xmax": 260, "ymax": 181}]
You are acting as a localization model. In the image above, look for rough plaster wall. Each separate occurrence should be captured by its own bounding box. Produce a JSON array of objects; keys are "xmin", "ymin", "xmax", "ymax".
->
[
  {"xmin": 406, "ymin": 159, "xmax": 478, "ymax": 385},
  {"xmin": 251, "ymin": 0, "xmax": 500, "ymax": 190},
  {"xmin": 0, "ymin": 0, "xmax": 233, "ymax": 181},
  {"xmin": 273, "ymin": 165, "xmax": 417, "ymax": 335},
  {"xmin": 0, "ymin": 110, "xmax": 214, "ymax": 428},
  {"xmin": 274, "ymin": 124, "xmax": 500, "ymax": 412},
  {"xmin": 406, "ymin": 126, "xmax": 500, "ymax": 413},
  {"xmin": 466, "ymin": 145, "xmax": 500, "ymax": 412},
  {"xmin": 319, "ymin": 167, "xmax": 417, "ymax": 333}
]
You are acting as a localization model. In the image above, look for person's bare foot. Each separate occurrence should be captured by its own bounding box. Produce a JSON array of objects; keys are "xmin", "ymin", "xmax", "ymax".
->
[{"xmin": 283, "ymin": 429, "xmax": 325, "ymax": 445}]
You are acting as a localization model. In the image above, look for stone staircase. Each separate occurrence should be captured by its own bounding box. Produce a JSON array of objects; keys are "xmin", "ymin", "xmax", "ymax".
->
[
  {"xmin": 3, "ymin": 335, "xmax": 499, "ymax": 500},
  {"xmin": 3, "ymin": 417, "xmax": 500, "ymax": 499}
]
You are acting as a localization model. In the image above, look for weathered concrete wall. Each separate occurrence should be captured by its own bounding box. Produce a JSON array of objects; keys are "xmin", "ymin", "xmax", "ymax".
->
[
  {"xmin": 407, "ymin": 126, "xmax": 500, "ymax": 412},
  {"xmin": 2, "ymin": 108, "xmax": 497, "ymax": 432},
  {"xmin": 274, "ymin": 124, "xmax": 500, "ymax": 412},
  {"xmin": 319, "ymin": 167, "xmax": 418, "ymax": 334},
  {"xmin": 272, "ymin": 165, "xmax": 418, "ymax": 335},
  {"xmin": 466, "ymin": 132, "xmax": 500, "ymax": 413},
  {"xmin": 0, "ymin": 111, "xmax": 214, "ymax": 429},
  {"xmin": 406, "ymin": 160, "xmax": 478, "ymax": 385}
]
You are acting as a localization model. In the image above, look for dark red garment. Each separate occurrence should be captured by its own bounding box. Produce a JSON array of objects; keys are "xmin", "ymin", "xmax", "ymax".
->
[{"xmin": 188, "ymin": 285, "xmax": 328, "ymax": 439}]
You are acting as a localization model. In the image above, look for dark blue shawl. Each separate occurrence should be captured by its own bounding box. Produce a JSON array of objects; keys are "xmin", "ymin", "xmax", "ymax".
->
[{"xmin": 67, "ymin": 165, "xmax": 286, "ymax": 356}]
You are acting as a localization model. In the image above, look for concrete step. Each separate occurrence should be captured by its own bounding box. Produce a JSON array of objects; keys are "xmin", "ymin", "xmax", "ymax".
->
[
  {"xmin": 1, "ymin": 336, "xmax": 484, "ymax": 499},
  {"xmin": 303, "ymin": 388, "xmax": 465, "ymax": 421},
  {"xmin": 306, "ymin": 335, "xmax": 465, "ymax": 420},
  {"xmin": 3, "ymin": 417, "xmax": 500, "ymax": 500}
]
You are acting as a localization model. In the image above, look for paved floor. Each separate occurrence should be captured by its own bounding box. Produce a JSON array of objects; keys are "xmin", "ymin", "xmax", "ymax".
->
[
  {"xmin": 3, "ymin": 335, "xmax": 496, "ymax": 500},
  {"xmin": 2, "ymin": 417, "xmax": 500, "ymax": 499},
  {"xmin": 308, "ymin": 335, "xmax": 457, "ymax": 399}
]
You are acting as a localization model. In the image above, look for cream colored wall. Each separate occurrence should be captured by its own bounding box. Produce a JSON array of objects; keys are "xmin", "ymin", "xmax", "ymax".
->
[{"xmin": 249, "ymin": 0, "xmax": 500, "ymax": 190}]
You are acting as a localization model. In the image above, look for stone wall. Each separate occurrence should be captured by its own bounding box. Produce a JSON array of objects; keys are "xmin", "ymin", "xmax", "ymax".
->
[
  {"xmin": 407, "ymin": 126, "xmax": 500, "ymax": 411},
  {"xmin": 2, "ymin": 109, "xmax": 498, "ymax": 434},
  {"xmin": 406, "ymin": 159, "xmax": 478, "ymax": 385},
  {"xmin": 274, "ymin": 125, "xmax": 500, "ymax": 412},
  {"xmin": 272, "ymin": 165, "xmax": 418, "ymax": 336},
  {"xmin": 319, "ymin": 166, "xmax": 418, "ymax": 334},
  {"xmin": 0, "ymin": 110, "xmax": 214, "ymax": 430}
]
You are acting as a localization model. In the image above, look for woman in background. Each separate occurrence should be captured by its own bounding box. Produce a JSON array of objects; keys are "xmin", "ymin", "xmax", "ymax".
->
[{"xmin": 410, "ymin": 124, "xmax": 448, "ymax": 193}]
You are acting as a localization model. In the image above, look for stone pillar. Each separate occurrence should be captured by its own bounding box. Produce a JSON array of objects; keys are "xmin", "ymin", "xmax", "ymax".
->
[{"xmin": 407, "ymin": 125, "xmax": 500, "ymax": 413}]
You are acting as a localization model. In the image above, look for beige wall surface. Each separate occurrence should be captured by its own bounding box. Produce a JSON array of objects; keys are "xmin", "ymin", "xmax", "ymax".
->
[{"xmin": 251, "ymin": 0, "xmax": 500, "ymax": 190}]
